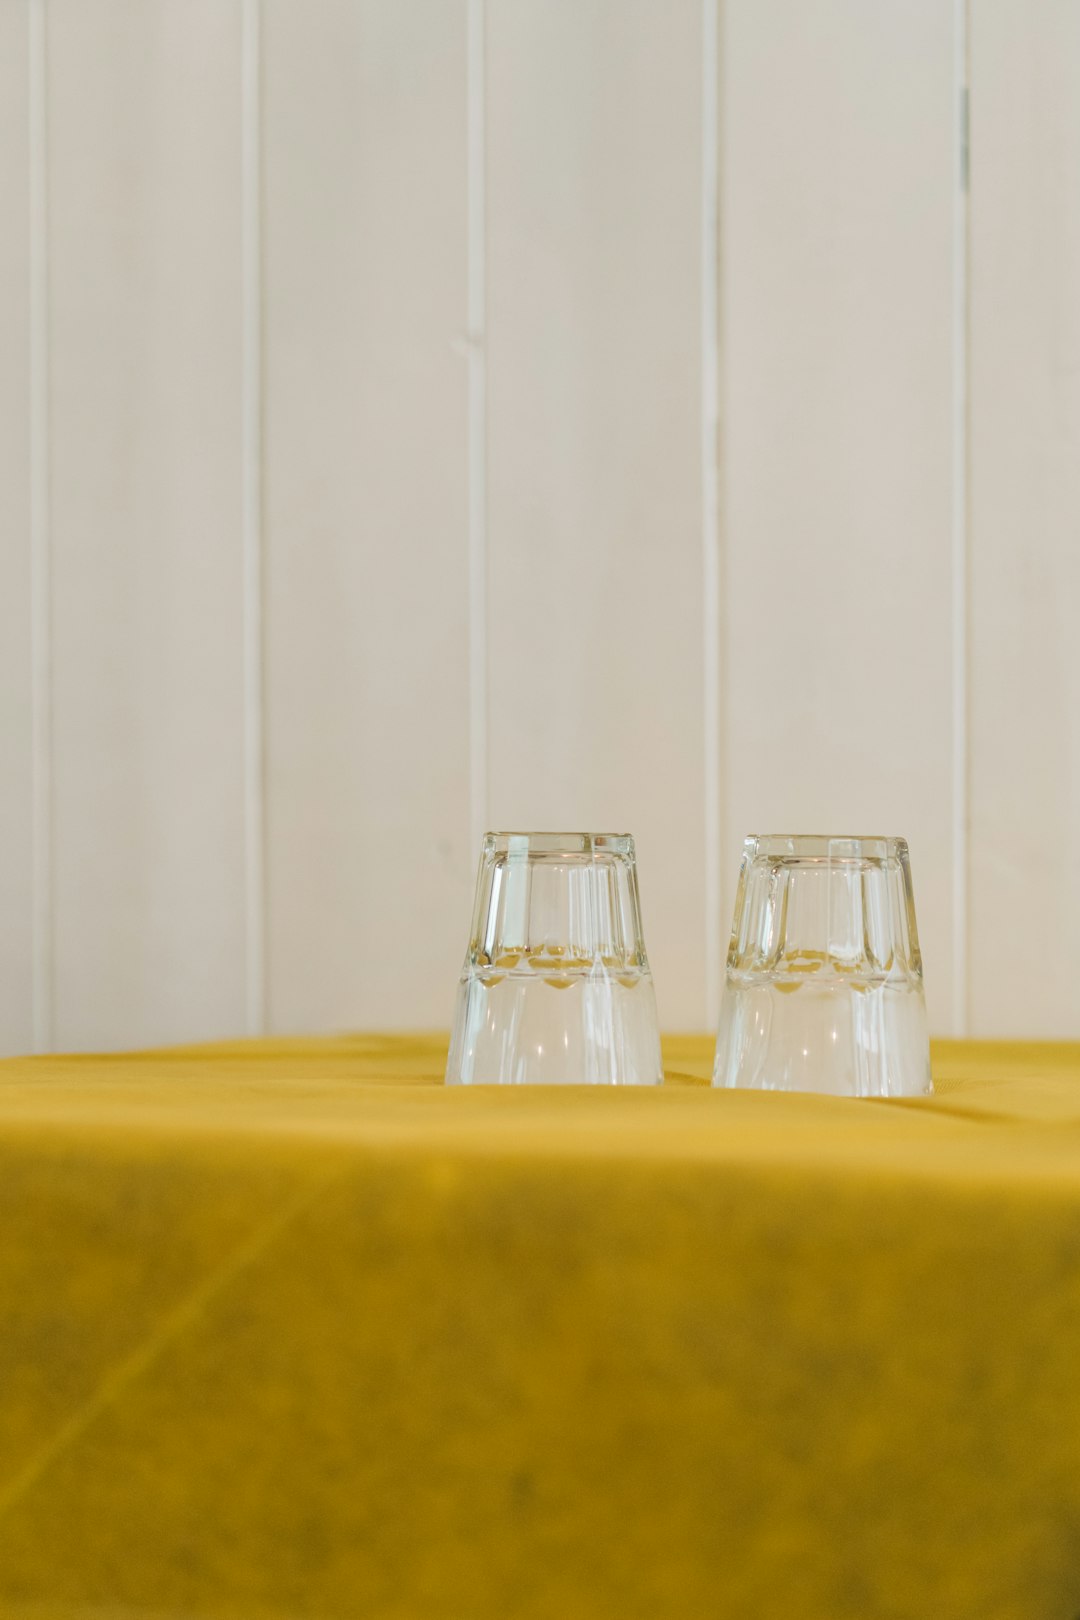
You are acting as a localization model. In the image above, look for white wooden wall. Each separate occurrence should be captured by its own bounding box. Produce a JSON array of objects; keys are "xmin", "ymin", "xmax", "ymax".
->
[{"xmin": 0, "ymin": 0, "xmax": 1077, "ymax": 1054}]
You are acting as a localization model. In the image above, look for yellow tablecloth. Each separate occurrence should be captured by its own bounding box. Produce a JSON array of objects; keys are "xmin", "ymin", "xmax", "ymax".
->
[{"xmin": 0, "ymin": 1036, "xmax": 1079, "ymax": 1620}]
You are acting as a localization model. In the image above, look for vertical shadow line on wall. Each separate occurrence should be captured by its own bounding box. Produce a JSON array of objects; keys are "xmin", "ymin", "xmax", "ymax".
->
[
  {"xmin": 951, "ymin": 0, "xmax": 971, "ymax": 1035},
  {"xmin": 241, "ymin": 0, "xmax": 266, "ymax": 1036},
  {"xmin": 467, "ymin": 0, "xmax": 488, "ymax": 857},
  {"xmin": 29, "ymin": 0, "xmax": 52, "ymax": 1054},
  {"xmin": 702, "ymin": 0, "xmax": 723, "ymax": 1033}
]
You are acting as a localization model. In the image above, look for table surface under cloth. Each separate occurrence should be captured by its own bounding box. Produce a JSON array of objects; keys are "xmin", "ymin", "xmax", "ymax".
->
[{"xmin": 1, "ymin": 1036, "xmax": 1080, "ymax": 1620}]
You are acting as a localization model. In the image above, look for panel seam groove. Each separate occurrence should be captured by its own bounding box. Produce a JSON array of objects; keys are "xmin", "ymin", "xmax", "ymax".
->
[
  {"xmin": 702, "ymin": 0, "xmax": 723, "ymax": 1034},
  {"xmin": 467, "ymin": 0, "xmax": 488, "ymax": 857},
  {"xmin": 241, "ymin": 0, "xmax": 266, "ymax": 1036},
  {"xmin": 29, "ymin": 0, "xmax": 52, "ymax": 1054},
  {"xmin": 952, "ymin": 0, "xmax": 971, "ymax": 1035}
]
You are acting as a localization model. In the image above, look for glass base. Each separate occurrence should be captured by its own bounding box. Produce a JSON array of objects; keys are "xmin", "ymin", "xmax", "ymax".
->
[
  {"xmin": 714, "ymin": 975, "xmax": 932, "ymax": 1097},
  {"xmin": 446, "ymin": 968, "xmax": 663, "ymax": 1086}
]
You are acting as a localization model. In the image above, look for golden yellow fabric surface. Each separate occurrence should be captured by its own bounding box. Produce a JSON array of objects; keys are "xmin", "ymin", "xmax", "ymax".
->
[{"xmin": 1, "ymin": 1036, "xmax": 1079, "ymax": 1620}]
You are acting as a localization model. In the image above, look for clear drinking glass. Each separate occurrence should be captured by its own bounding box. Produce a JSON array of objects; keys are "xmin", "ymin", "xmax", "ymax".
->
[
  {"xmin": 446, "ymin": 832, "xmax": 663, "ymax": 1085},
  {"xmin": 713, "ymin": 834, "xmax": 932, "ymax": 1097}
]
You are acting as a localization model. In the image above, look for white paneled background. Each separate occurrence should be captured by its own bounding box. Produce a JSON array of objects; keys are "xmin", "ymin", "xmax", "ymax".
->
[{"xmin": 0, "ymin": 0, "xmax": 1077, "ymax": 1055}]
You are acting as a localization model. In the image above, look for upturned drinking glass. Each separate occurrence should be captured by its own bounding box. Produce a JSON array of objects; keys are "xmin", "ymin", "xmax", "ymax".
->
[
  {"xmin": 446, "ymin": 832, "xmax": 663, "ymax": 1085},
  {"xmin": 713, "ymin": 834, "xmax": 932, "ymax": 1097}
]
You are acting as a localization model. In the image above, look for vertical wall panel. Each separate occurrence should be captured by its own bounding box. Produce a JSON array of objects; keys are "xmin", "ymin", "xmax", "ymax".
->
[
  {"xmin": 0, "ymin": 4, "xmax": 33, "ymax": 1055},
  {"xmin": 722, "ymin": 0, "xmax": 958, "ymax": 1032},
  {"xmin": 49, "ymin": 0, "xmax": 246, "ymax": 1049},
  {"xmin": 485, "ymin": 0, "xmax": 705, "ymax": 1031},
  {"xmin": 262, "ymin": 0, "xmax": 471, "ymax": 1033},
  {"xmin": 969, "ymin": 0, "xmax": 1080, "ymax": 1035}
]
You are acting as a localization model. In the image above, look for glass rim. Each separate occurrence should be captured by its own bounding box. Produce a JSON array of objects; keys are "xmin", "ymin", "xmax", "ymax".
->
[
  {"xmin": 746, "ymin": 833, "xmax": 909, "ymax": 863},
  {"xmin": 483, "ymin": 831, "xmax": 634, "ymax": 857}
]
